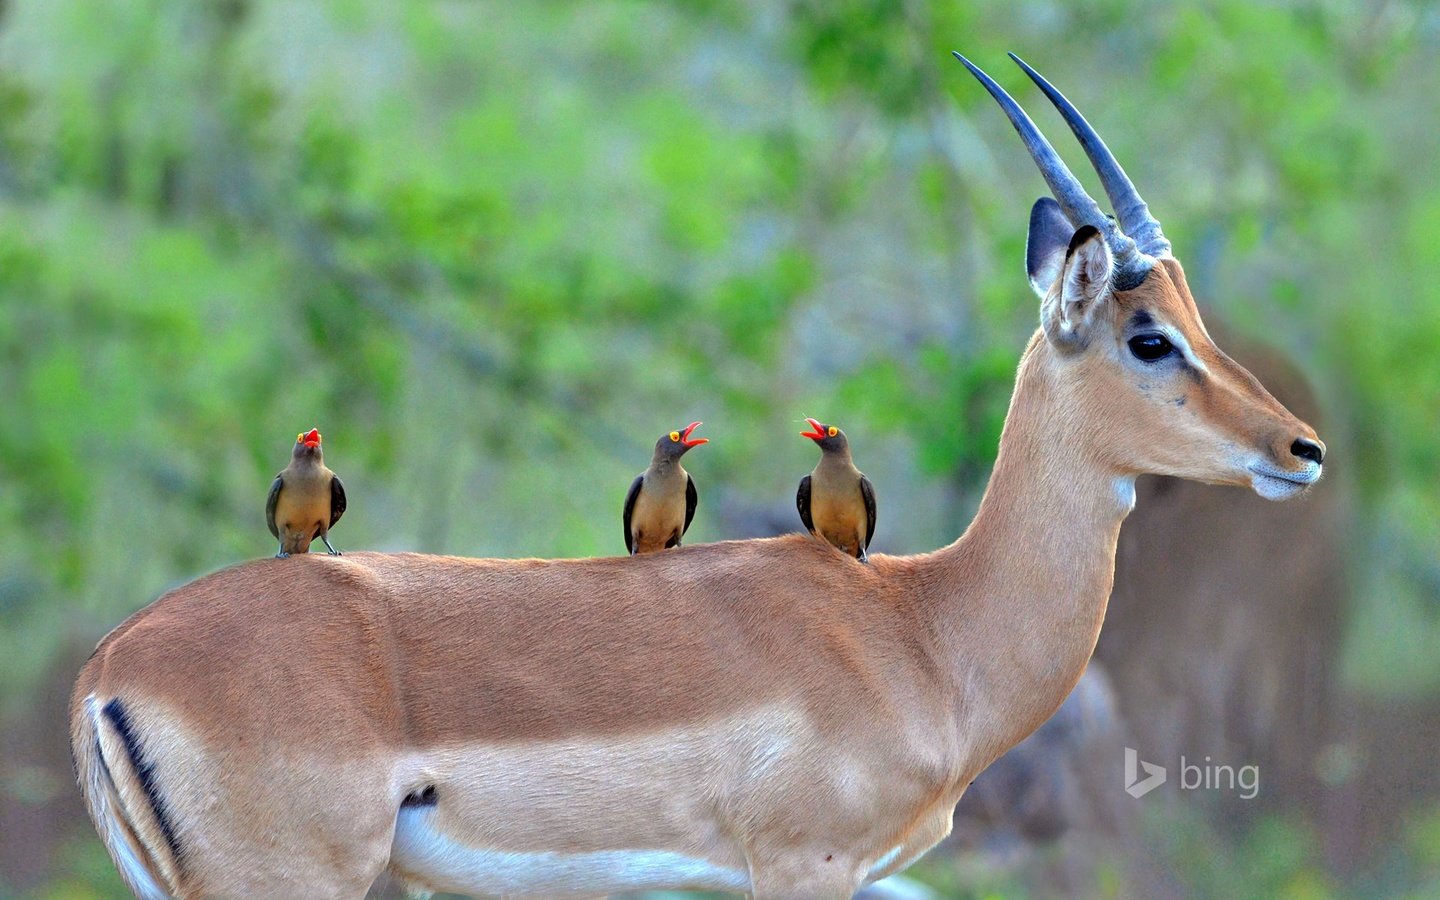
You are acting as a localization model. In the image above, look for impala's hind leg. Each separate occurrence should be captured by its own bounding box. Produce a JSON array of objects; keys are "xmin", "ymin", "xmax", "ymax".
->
[
  {"xmin": 153, "ymin": 732, "xmax": 397, "ymax": 894},
  {"xmin": 180, "ymin": 786, "xmax": 396, "ymax": 897},
  {"xmin": 196, "ymin": 765, "xmax": 400, "ymax": 897}
]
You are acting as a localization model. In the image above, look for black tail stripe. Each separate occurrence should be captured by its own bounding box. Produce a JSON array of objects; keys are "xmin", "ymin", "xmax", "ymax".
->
[
  {"xmin": 102, "ymin": 698, "xmax": 185, "ymax": 869},
  {"xmin": 402, "ymin": 784, "xmax": 438, "ymax": 807}
]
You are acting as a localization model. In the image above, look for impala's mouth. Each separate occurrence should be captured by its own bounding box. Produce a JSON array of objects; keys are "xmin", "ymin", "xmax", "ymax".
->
[{"xmin": 1247, "ymin": 461, "xmax": 1321, "ymax": 501}]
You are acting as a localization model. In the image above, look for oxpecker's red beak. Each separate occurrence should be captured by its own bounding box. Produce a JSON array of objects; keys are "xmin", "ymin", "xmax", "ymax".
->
[
  {"xmin": 302, "ymin": 428, "xmax": 322, "ymax": 448},
  {"xmin": 679, "ymin": 421, "xmax": 708, "ymax": 448},
  {"xmin": 800, "ymin": 417, "xmax": 827, "ymax": 441}
]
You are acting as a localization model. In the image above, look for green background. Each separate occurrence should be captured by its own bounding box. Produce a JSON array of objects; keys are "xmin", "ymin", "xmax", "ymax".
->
[{"xmin": 2, "ymin": 1, "xmax": 1437, "ymax": 897}]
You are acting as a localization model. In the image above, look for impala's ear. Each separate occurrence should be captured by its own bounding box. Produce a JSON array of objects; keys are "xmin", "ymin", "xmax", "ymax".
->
[
  {"xmin": 1026, "ymin": 197, "xmax": 1073, "ymax": 299},
  {"xmin": 1041, "ymin": 224, "xmax": 1112, "ymax": 351}
]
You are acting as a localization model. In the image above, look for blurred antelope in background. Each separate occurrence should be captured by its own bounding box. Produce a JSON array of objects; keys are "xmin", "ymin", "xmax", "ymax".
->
[{"xmin": 70, "ymin": 53, "xmax": 1325, "ymax": 898}]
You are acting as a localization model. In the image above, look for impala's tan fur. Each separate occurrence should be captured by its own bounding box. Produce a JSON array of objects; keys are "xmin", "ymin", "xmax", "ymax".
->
[{"xmin": 69, "ymin": 249, "xmax": 1321, "ymax": 899}]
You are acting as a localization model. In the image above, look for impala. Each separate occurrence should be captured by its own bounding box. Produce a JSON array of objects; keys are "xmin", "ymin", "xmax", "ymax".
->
[{"xmin": 71, "ymin": 53, "xmax": 1325, "ymax": 899}]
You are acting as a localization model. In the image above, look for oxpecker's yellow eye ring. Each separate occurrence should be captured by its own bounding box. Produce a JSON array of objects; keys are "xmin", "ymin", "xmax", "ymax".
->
[
  {"xmin": 669, "ymin": 431, "xmax": 681, "ymax": 442},
  {"xmin": 297, "ymin": 433, "xmax": 304, "ymax": 442},
  {"xmin": 827, "ymin": 426, "xmax": 838, "ymax": 437}
]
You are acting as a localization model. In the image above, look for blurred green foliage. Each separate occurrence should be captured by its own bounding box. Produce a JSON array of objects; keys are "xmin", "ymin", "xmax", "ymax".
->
[{"xmin": 2, "ymin": 0, "xmax": 1439, "ymax": 897}]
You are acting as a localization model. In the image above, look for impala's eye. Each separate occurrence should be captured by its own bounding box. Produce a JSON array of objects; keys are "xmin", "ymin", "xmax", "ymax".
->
[{"xmin": 1128, "ymin": 333, "xmax": 1174, "ymax": 362}]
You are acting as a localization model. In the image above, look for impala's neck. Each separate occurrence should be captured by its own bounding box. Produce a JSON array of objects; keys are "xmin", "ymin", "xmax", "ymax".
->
[{"xmin": 919, "ymin": 333, "xmax": 1134, "ymax": 769}]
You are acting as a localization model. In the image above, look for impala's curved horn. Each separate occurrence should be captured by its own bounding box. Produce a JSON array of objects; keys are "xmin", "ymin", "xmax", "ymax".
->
[
  {"xmin": 1008, "ymin": 53, "xmax": 1171, "ymax": 259},
  {"xmin": 953, "ymin": 52, "xmax": 1153, "ymax": 290}
]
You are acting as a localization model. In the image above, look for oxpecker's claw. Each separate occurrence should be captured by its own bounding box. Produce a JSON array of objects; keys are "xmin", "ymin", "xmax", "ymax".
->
[
  {"xmin": 275, "ymin": 550, "xmax": 290, "ymax": 559},
  {"xmin": 320, "ymin": 535, "xmax": 342, "ymax": 555}
]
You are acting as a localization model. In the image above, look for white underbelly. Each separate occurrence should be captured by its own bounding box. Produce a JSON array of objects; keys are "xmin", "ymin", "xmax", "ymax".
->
[
  {"xmin": 391, "ymin": 805, "xmax": 751, "ymax": 895},
  {"xmin": 384, "ymin": 705, "xmax": 804, "ymax": 895},
  {"xmin": 382, "ymin": 702, "xmax": 953, "ymax": 896}
]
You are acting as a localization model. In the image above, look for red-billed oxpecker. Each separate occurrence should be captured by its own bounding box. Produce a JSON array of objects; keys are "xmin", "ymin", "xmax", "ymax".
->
[
  {"xmin": 622, "ymin": 421, "xmax": 707, "ymax": 555},
  {"xmin": 265, "ymin": 428, "xmax": 347, "ymax": 558},
  {"xmin": 797, "ymin": 417, "xmax": 877, "ymax": 563}
]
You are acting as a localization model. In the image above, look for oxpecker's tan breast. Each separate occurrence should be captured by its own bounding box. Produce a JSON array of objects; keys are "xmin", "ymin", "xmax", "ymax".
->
[
  {"xmin": 274, "ymin": 465, "xmax": 334, "ymax": 553},
  {"xmin": 809, "ymin": 465, "xmax": 866, "ymax": 556},
  {"xmin": 630, "ymin": 467, "xmax": 687, "ymax": 554}
]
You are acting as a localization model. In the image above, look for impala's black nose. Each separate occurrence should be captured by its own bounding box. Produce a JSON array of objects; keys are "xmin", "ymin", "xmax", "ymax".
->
[{"xmin": 1290, "ymin": 437, "xmax": 1325, "ymax": 465}]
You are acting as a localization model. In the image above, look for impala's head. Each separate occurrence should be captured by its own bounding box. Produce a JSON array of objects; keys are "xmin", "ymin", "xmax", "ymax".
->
[
  {"xmin": 653, "ymin": 421, "xmax": 707, "ymax": 461},
  {"xmin": 800, "ymin": 417, "xmax": 849, "ymax": 455},
  {"xmin": 293, "ymin": 428, "xmax": 323, "ymax": 460},
  {"xmin": 957, "ymin": 52, "xmax": 1324, "ymax": 500}
]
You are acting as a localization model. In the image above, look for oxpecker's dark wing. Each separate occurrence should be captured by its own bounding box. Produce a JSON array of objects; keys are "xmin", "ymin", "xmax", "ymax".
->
[
  {"xmin": 330, "ymin": 474, "xmax": 347, "ymax": 528},
  {"xmin": 860, "ymin": 474, "xmax": 877, "ymax": 550},
  {"xmin": 621, "ymin": 474, "xmax": 644, "ymax": 555},
  {"xmin": 265, "ymin": 474, "xmax": 283, "ymax": 539},
  {"xmin": 684, "ymin": 473, "xmax": 698, "ymax": 536},
  {"xmin": 796, "ymin": 474, "xmax": 813, "ymax": 534}
]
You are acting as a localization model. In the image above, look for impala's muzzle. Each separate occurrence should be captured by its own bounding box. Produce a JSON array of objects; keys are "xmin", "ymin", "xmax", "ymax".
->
[{"xmin": 1248, "ymin": 433, "xmax": 1326, "ymax": 500}]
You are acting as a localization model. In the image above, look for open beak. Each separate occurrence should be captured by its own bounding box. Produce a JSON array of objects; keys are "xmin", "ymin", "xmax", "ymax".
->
[
  {"xmin": 302, "ymin": 428, "xmax": 322, "ymax": 448},
  {"xmin": 799, "ymin": 417, "xmax": 826, "ymax": 441},
  {"xmin": 679, "ymin": 421, "xmax": 708, "ymax": 448}
]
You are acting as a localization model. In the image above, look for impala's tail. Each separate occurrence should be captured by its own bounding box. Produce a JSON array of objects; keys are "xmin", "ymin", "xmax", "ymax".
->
[{"xmin": 72, "ymin": 694, "xmax": 180, "ymax": 900}]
